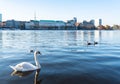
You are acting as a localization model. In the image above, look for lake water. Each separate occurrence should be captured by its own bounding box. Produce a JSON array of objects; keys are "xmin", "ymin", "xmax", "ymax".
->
[{"xmin": 0, "ymin": 30, "xmax": 120, "ymax": 84}]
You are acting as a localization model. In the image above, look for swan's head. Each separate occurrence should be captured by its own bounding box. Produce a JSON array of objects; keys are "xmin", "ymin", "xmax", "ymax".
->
[
  {"xmin": 30, "ymin": 50, "xmax": 34, "ymax": 53},
  {"xmin": 34, "ymin": 51, "xmax": 42, "ymax": 55}
]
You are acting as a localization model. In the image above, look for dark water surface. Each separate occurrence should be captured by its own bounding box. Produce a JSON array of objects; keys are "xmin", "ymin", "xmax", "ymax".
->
[{"xmin": 0, "ymin": 30, "xmax": 120, "ymax": 84}]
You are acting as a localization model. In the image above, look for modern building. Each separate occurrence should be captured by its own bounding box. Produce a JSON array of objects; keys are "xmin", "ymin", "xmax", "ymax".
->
[
  {"xmin": 25, "ymin": 21, "xmax": 34, "ymax": 30},
  {"xmin": 39, "ymin": 20, "xmax": 56, "ymax": 27},
  {"xmin": 99, "ymin": 19, "xmax": 102, "ymax": 26},
  {"xmin": 6, "ymin": 20, "xmax": 15, "ymax": 28},
  {"xmin": 39, "ymin": 20, "xmax": 66, "ymax": 30},
  {"xmin": 67, "ymin": 17, "xmax": 77, "ymax": 26},
  {"xmin": 90, "ymin": 19, "xmax": 95, "ymax": 25},
  {"xmin": 73, "ymin": 17, "xmax": 77, "ymax": 23},
  {"xmin": 0, "ymin": 14, "xmax": 2, "ymax": 22},
  {"xmin": 6, "ymin": 20, "xmax": 22, "ymax": 29},
  {"xmin": 66, "ymin": 17, "xmax": 77, "ymax": 29},
  {"xmin": 30, "ymin": 20, "xmax": 39, "ymax": 29},
  {"xmin": 78, "ymin": 20, "xmax": 96, "ymax": 30},
  {"xmin": 55, "ymin": 21, "xmax": 66, "ymax": 29}
]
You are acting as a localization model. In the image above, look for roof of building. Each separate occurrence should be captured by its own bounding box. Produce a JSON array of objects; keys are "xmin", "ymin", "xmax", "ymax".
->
[{"xmin": 40, "ymin": 20, "xmax": 56, "ymax": 22}]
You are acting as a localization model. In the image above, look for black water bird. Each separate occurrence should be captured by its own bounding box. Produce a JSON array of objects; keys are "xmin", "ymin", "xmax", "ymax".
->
[
  {"xmin": 86, "ymin": 41, "xmax": 98, "ymax": 46},
  {"xmin": 94, "ymin": 41, "xmax": 98, "ymax": 45},
  {"xmin": 87, "ymin": 41, "xmax": 92, "ymax": 45}
]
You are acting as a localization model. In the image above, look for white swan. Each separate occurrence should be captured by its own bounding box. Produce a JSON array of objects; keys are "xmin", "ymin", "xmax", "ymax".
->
[{"xmin": 10, "ymin": 51, "xmax": 41, "ymax": 72}]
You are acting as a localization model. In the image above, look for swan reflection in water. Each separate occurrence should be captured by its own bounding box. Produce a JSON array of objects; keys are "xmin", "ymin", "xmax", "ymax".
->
[
  {"xmin": 34, "ymin": 69, "xmax": 42, "ymax": 84},
  {"xmin": 11, "ymin": 69, "xmax": 42, "ymax": 84}
]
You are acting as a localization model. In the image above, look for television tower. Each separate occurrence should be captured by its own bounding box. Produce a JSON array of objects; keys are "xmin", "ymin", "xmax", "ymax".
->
[
  {"xmin": 34, "ymin": 11, "xmax": 36, "ymax": 21},
  {"xmin": 99, "ymin": 19, "xmax": 102, "ymax": 26}
]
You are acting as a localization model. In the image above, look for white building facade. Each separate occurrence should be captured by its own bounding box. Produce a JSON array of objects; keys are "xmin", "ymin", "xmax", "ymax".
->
[
  {"xmin": 39, "ymin": 20, "xmax": 66, "ymax": 29},
  {"xmin": 25, "ymin": 21, "xmax": 34, "ymax": 29}
]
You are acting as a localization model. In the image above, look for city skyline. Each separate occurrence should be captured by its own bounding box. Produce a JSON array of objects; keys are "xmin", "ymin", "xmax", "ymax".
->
[{"xmin": 0, "ymin": 0, "xmax": 120, "ymax": 26}]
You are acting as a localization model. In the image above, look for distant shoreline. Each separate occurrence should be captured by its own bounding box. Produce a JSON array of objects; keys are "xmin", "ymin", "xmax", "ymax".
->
[{"xmin": 0, "ymin": 28, "xmax": 115, "ymax": 30}]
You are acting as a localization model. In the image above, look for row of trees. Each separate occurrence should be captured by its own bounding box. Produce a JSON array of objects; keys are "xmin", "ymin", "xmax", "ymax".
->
[
  {"xmin": 76, "ymin": 22, "xmax": 120, "ymax": 30},
  {"xmin": 97, "ymin": 25, "xmax": 120, "ymax": 30}
]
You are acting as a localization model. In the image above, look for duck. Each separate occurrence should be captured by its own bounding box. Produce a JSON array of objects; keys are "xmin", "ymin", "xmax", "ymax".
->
[
  {"xmin": 87, "ymin": 41, "xmax": 98, "ymax": 46},
  {"xmin": 94, "ymin": 41, "xmax": 98, "ymax": 45},
  {"xmin": 10, "ymin": 51, "xmax": 41, "ymax": 72},
  {"xmin": 87, "ymin": 41, "xmax": 93, "ymax": 45}
]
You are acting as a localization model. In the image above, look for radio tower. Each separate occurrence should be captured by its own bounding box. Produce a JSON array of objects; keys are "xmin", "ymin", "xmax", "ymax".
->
[{"xmin": 34, "ymin": 11, "xmax": 36, "ymax": 21}]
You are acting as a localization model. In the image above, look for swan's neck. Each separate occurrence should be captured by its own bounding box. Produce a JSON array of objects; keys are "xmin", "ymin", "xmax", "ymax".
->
[{"xmin": 34, "ymin": 53, "xmax": 40, "ymax": 68}]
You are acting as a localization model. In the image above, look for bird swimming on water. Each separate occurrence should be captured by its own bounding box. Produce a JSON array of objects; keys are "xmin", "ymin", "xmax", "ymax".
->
[
  {"xmin": 87, "ymin": 41, "xmax": 92, "ymax": 45},
  {"xmin": 87, "ymin": 41, "xmax": 98, "ymax": 46},
  {"xmin": 94, "ymin": 41, "xmax": 98, "ymax": 45},
  {"xmin": 10, "ymin": 51, "xmax": 42, "ymax": 72}
]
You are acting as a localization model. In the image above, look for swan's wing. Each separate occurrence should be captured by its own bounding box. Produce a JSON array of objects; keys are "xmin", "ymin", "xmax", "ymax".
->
[
  {"xmin": 16, "ymin": 62, "xmax": 37, "ymax": 71},
  {"xmin": 10, "ymin": 64, "xmax": 23, "ymax": 71},
  {"xmin": 21, "ymin": 62, "xmax": 37, "ymax": 69},
  {"xmin": 10, "ymin": 62, "xmax": 38, "ymax": 71}
]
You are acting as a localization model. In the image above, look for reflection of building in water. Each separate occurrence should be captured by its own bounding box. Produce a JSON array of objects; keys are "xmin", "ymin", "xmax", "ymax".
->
[
  {"xmin": 94, "ymin": 30, "xmax": 101, "ymax": 42},
  {"xmin": 82, "ymin": 31, "xmax": 95, "ymax": 42},
  {"xmin": 1, "ymin": 31, "xmax": 45, "ymax": 50},
  {"xmin": 31, "ymin": 31, "xmax": 41, "ymax": 50},
  {"xmin": 2, "ymin": 31, "xmax": 14, "ymax": 48},
  {"xmin": 76, "ymin": 31, "xmax": 82, "ymax": 41},
  {"xmin": 0, "ymin": 31, "xmax": 2, "ymax": 48},
  {"xmin": 99, "ymin": 19, "xmax": 102, "ymax": 26},
  {"xmin": 2, "ymin": 31, "xmax": 18, "ymax": 48},
  {"xmin": 63, "ymin": 31, "xmax": 77, "ymax": 46},
  {"xmin": 1, "ymin": 31, "xmax": 33, "ymax": 49},
  {"xmin": 88, "ymin": 31, "xmax": 95, "ymax": 42},
  {"xmin": 101, "ymin": 31, "xmax": 115, "ymax": 42},
  {"xmin": 63, "ymin": 30, "xmax": 101, "ymax": 46},
  {"xmin": 80, "ymin": 30, "xmax": 102, "ymax": 43},
  {"xmin": 80, "ymin": 31, "xmax": 92, "ymax": 42},
  {"xmin": 80, "ymin": 31, "xmax": 84, "ymax": 42},
  {"xmin": 63, "ymin": 31, "xmax": 97, "ymax": 46},
  {"xmin": 98, "ymin": 31, "xmax": 120, "ymax": 44}
]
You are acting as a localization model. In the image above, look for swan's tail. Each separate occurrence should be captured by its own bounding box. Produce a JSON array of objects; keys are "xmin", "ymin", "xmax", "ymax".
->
[{"xmin": 9, "ymin": 65, "xmax": 16, "ymax": 71}]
